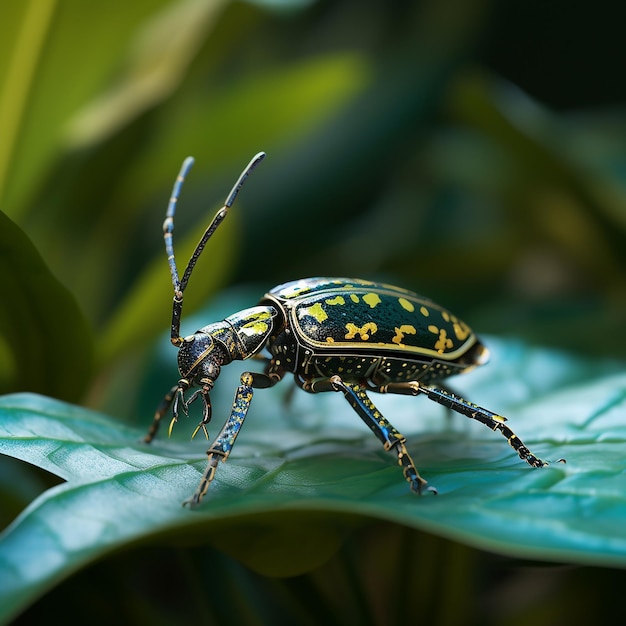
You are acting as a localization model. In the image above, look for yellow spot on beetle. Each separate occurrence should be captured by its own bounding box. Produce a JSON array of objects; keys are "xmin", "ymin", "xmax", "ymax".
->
[
  {"xmin": 453, "ymin": 321, "xmax": 471, "ymax": 341},
  {"xmin": 345, "ymin": 322, "xmax": 378, "ymax": 341},
  {"xmin": 241, "ymin": 311, "xmax": 272, "ymax": 336},
  {"xmin": 298, "ymin": 302, "xmax": 328, "ymax": 323},
  {"xmin": 325, "ymin": 296, "xmax": 345, "ymax": 306},
  {"xmin": 420, "ymin": 306, "xmax": 429, "ymax": 317},
  {"xmin": 363, "ymin": 293, "xmax": 382, "ymax": 308},
  {"xmin": 392, "ymin": 324, "xmax": 417, "ymax": 345},
  {"xmin": 428, "ymin": 325, "xmax": 453, "ymax": 353},
  {"xmin": 350, "ymin": 294, "xmax": 360, "ymax": 303},
  {"xmin": 398, "ymin": 298, "xmax": 414, "ymax": 312},
  {"xmin": 241, "ymin": 320, "xmax": 269, "ymax": 336}
]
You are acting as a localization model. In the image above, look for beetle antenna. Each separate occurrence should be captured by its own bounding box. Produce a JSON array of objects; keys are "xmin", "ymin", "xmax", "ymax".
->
[
  {"xmin": 178, "ymin": 151, "xmax": 265, "ymax": 293},
  {"xmin": 163, "ymin": 157, "xmax": 195, "ymax": 295},
  {"xmin": 164, "ymin": 152, "xmax": 266, "ymax": 345}
]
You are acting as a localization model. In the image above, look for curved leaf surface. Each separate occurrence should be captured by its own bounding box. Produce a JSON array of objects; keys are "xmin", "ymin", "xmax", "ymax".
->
[{"xmin": 0, "ymin": 340, "xmax": 625, "ymax": 623}]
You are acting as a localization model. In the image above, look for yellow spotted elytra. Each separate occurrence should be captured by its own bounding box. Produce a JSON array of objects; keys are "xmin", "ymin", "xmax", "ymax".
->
[{"xmin": 144, "ymin": 152, "xmax": 553, "ymax": 507}]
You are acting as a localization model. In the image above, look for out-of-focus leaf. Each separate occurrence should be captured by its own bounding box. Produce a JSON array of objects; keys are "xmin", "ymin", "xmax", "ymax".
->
[
  {"xmin": 443, "ymin": 71, "xmax": 626, "ymax": 296},
  {"xmin": 1, "ymin": 336, "xmax": 625, "ymax": 623},
  {"xmin": 0, "ymin": 0, "xmax": 178, "ymax": 219},
  {"xmin": 0, "ymin": 210, "xmax": 93, "ymax": 401},
  {"xmin": 121, "ymin": 50, "xmax": 371, "ymax": 207},
  {"xmin": 64, "ymin": 0, "xmax": 230, "ymax": 149}
]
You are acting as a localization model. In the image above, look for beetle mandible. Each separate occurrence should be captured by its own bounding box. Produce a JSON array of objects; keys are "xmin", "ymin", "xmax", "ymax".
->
[{"xmin": 144, "ymin": 152, "xmax": 549, "ymax": 507}]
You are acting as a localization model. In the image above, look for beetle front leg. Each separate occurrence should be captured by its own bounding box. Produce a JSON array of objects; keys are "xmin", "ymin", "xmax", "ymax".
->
[
  {"xmin": 309, "ymin": 375, "xmax": 434, "ymax": 495},
  {"xmin": 378, "ymin": 381, "xmax": 549, "ymax": 468},
  {"xmin": 185, "ymin": 378, "xmax": 214, "ymax": 441},
  {"xmin": 184, "ymin": 371, "xmax": 279, "ymax": 507},
  {"xmin": 144, "ymin": 380, "xmax": 189, "ymax": 443}
]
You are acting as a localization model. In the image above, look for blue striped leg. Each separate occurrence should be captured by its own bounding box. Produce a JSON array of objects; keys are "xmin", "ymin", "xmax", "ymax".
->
[
  {"xmin": 184, "ymin": 371, "xmax": 275, "ymax": 507},
  {"xmin": 377, "ymin": 381, "xmax": 548, "ymax": 468}
]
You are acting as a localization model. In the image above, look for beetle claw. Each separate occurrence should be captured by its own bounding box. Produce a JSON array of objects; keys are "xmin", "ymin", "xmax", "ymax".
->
[
  {"xmin": 191, "ymin": 423, "xmax": 209, "ymax": 440},
  {"xmin": 168, "ymin": 416, "xmax": 178, "ymax": 438}
]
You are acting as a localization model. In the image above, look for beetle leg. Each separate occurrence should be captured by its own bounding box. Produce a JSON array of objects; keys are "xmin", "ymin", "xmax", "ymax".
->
[
  {"xmin": 143, "ymin": 384, "xmax": 178, "ymax": 443},
  {"xmin": 309, "ymin": 375, "xmax": 435, "ymax": 495},
  {"xmin": 378, "ymin": 381, "xmax": 548, "ymax": 468},
  {"xmin": 186, "ymin": 378, "xmax": 214, "ymax": 440},
  {"xmin": 184, "ymin": 371, "xmax": 281, "ymax": 507},
  {"xmin": 189, "ymin": 396, "xmax": 212, "ymax": 440},
  {"xmin": 144, "ymin": 379, "xmax": 189, "ymax": 443}
]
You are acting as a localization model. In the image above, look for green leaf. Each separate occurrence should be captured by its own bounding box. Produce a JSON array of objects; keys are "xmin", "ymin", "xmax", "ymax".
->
[
  {"xmin": 0, "ymin": 210, "xmax": 93, "ymax": 401},
  {"xmin": 0, "ymin": 332, "xmax": 626, "ymax": 617},
  {"xmin": 63, "ymin": 0, "xmax": 230, "ymax": 150},
  {"xmin": 0, "ymin": 0, "xmax": 182, "ymax": 218},
  {"xmin": 1, "ymin": 336, "xmax": 625, "ymax": 622}
]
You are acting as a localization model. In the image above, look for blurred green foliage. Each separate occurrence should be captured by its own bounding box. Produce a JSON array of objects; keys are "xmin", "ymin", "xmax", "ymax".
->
[
  {"xmin": 1, "ymin": 0, "xmax": 626, "ymax": 623},
  {"xmin": 2, "ymin": 0, "xmax": 626, "ymax": 404}
]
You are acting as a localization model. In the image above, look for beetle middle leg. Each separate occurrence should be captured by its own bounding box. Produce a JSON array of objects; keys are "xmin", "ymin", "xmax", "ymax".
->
[
  {"xmin": 376, "ymin": 381, "xmax": 548, "ymax": 468},
  {"xmin": 307, "ymin": 375, "xmax": 435, "ymax": 495}
]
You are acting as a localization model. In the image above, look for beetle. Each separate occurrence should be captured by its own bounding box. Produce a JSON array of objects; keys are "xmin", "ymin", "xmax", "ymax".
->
[{"xmin": 144, "ymin": 151, "xmax": 549, "ymax": 507}]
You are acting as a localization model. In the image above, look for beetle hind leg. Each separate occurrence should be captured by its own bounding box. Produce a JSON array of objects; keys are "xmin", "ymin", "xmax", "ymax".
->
[
  {"xmin": 377, "ymin": 381, "xmax": 549, "ymax": 468},
  {"xmin": 308, "ymin": 375, "xmax": 435, "ymax": 495}
]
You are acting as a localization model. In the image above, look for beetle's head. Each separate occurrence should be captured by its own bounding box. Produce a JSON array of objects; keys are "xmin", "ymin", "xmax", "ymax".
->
[
  {"xmin": 167, "ymin": 329, "xmax": 229, "ymax": 439},
  {"xmin": 177, "ymin": 331, "xmax": 225, "ymax": 386}
]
